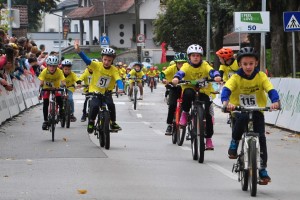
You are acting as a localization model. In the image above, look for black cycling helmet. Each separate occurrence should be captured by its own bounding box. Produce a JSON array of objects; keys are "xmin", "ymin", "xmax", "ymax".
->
[
  {"xmin": 133, "ymin": 62, "xmax": 143, "ymax": 72},
  {"xmin": 237, "ymin": 47, "xmax": 258, "ymax": 63}
]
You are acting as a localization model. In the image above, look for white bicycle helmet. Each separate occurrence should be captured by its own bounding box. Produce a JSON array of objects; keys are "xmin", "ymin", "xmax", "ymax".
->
[
  {"xmin": 61, "ymin": 59, "xmax": 72, "ymax": 66},
  {"xmin": 46, "ymin": 56, "xmax": 59, "ymax": 65},
  {"xmin": 187, "ymin": 44, "xmax": 204, "ymax": 56},
  {"xmin": 101, "ymin": 47, "xmax": 116, "ymax": 58}
]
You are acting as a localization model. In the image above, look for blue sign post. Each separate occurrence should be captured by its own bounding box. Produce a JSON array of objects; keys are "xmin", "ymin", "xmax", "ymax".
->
[
  {"xmin": 283, "ymin": 12, "xmax": 300, "ymax": 78},
  {"xmin": 100, "ymin": 36, "xmax": 110, "ymax": 48}
]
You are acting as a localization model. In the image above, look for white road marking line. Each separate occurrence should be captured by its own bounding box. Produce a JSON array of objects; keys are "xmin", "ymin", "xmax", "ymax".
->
[
  {"xmin": 153, "ymin": 129, "xmax": 164, "ymax": 135},
  {"xmin": 138, "ymin": 102, "xmax": 156, "ymax": 106},
  {"xmin": 114, "ymin": 102, "xmax": 126, "ymax": 105},
  {"xmin": 142, "ymin": 121, "xmax": 151, "ymax": 125},
  {"xmin": 180, "ymin": 146, "xmax": 191, "ymax": 151},
  {"xmin": 136, "ymin": 114, "xmax": 142, "ymax": 118},
  {"xmin": 75, "ymin": 100, "xmax": 85, "ymax": 104},
  {"xmin": 206, "ymin": 162, "xmax": 238, "ymax": 181}
]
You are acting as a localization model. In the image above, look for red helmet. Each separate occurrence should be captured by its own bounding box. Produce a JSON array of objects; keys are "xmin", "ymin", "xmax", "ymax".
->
[
  {"xmin": 150, "ymin": 67, "xmax": 154, "ymax": 71},
  {"xmin": 216, "ymin": 48, "xmax": 234, "ymax": 61},
  {"xmin": 154, "ymin": 66, "xmax": 158, "ymax": 70}
]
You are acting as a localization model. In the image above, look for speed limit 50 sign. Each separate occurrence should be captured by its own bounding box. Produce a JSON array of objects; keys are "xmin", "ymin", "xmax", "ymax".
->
[{"xmin": 234, "ymin": 11, "xmax": 270, "ymax": 33}]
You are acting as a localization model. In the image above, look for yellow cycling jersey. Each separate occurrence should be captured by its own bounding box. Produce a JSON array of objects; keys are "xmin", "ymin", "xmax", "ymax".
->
[
  {"xmin": 118, "ymin": 67, "xmax": 126, "ymax": 77},
  {"xmin": 219, "ymin": 60, "xmax": 239, "ymax": 82},
  {"xmin": 38, "ymin": 68, "xmax": 65, "ymax": 89},
  {"xmin": 79, "ymin": 68, "xmax": 93, "ymax": 93},
  {"xmin": 64, "ymin": 71, "xmax": 79, "ymax": 92},
  {"xmin": 147, "ymin": 70, "xmax": 157, "ymax": 77},
  {"xmin": 224, "ymin": 71, "xmax": 274, "ymax": 107},
  {"xmin": 163, "ymin": 64, "xmax": 178, "ymax": 82},
  {"xmin": 178, "ymin": 61, "xmax": 215, "ymax": 96},
  {"xmin": 128, "ymin": 69, "xmax": 144, "ymax": 83},
  {"xmin": 88, "ymin": 61, "xmax": 121, "ymax": 93}
]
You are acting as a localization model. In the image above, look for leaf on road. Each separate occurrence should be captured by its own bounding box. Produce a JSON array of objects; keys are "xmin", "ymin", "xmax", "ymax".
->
[
  {"xmin": 3, "ymin": 175, "xmax": 9, "ymax": 178},
  {"xmin": 77, "ymin": 189, "xmax": 87, "ymax": 194},
  {"xmin": 26, "ymin": 159, "xmax": 33, "ymax": 165},
  {"xmin": 63, "ymin": 137, "xmax": 67, "ymax": 142}
]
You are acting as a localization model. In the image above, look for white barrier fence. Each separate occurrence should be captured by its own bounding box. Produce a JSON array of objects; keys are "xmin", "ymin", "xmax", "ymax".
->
[
  {"xmin": 213, "ymin": 78, "xmax": 300, "ymax": 133},
  {"xmin": 0, "ymin": 75, "xmax": 41, "ymax": 124}
]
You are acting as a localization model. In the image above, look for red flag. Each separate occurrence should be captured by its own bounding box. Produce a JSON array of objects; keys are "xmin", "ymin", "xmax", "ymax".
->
[{"xmin": 160, "ymin": 42, "xmax": 167, "ymax": 63}]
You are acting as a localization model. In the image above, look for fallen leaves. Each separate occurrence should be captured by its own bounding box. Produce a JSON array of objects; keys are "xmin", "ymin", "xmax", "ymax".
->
[{"xmin": 77, "ymin": 189, "xmax": 87, "ymax": 194}]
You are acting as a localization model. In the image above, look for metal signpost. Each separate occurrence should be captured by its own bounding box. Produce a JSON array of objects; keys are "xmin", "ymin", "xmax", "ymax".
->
[
  {"xmin": 234, "ymin": 11, "xmax": 270, "ymax": 73},
  {"xmin": 283, "ymin": 12, "xmax": 300, "ymax": 78}
]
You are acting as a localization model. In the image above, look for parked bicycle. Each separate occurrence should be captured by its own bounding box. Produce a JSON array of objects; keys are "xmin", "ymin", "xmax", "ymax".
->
[
  {"xmin": 40, "ymin": 87, "xmax": 65, "ymax": 142},
  {"xmin": 86, "ymin": 91, "xmax": 117, "ymax": 150},
  {"xmin": 225, "ymin": 106, "xmax": 274, "ymax": 197}
]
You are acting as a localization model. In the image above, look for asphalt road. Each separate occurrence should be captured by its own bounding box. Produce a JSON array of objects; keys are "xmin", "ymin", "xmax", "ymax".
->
[{"xmin": 0, "ymin": 83, "xmax": 299, "ymax": 200}]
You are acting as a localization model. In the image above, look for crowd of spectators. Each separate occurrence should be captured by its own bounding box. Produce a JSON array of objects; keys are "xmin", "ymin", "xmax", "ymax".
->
[{"xmin": 0, "ymin": 29, "xmax": 61, "ymax": 91}]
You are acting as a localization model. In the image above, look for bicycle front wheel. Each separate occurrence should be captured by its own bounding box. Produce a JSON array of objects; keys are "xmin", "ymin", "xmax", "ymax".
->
[
  {"xmin": 103, "ymin": 111, "xmax": 111, "ymax": 150},
  {"xmin": 190, "ymin": 114, "xmax": 198, "ymax": 160},
  {"xmin": 60, "ymin": 101, "xmax": 66, "ymax": 128},
  {"xmin": 133, "ymin": 87, "xmax": 138, "ymax": 110},
  {"xmin": 196, "ymin": 106, "xmax": 205, "ymax": 163},
  {"xmin": 65, "ymin": 101, "xmax": 71, "ymax": 128},
  {"xmin": 171, "ymin": 121, "xmax": 177, "ymax": 144},
  {"xmin": 249, "ymin": 138, "xmax": 258, "ymax": 197},
  {"xmin": 50, "ymin": 102, "xmax": 56, "ymax": 142}
]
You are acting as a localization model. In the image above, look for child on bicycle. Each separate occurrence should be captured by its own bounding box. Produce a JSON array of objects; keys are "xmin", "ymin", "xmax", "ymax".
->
[
  {"xmin": 38, "ymin": 55, "xmax": 66, "ymax": 130},
  {"xmin": 79, "ymin": 67, "xmax": 93, "ymax": 122},
  {"xmin": 74, "ymin": 43, "xmax": 124, "ymax": 133},
  {"xmin": 61, "ymin": 59, "xmax": 82, "ymax": 122},
  {"xmin": 126, "ymin": 62, "xmax": 146, "ymax": 100},
  {"xmin": 221, "ymin": 47, "xmax": 280, "ymax": 183},
  {"xmin": 216, "ymin": 47, "xmax": 240, "ymax": 82},
  {"xmin": 172, "ymin": 44, "xmax": 222, "ymax": 150},
  {"xmin": 161, "ymin": 52, "xmax": 187, "ymax": 135}
]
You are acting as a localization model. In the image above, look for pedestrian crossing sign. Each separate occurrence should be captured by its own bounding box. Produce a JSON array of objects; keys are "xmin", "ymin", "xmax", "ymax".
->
[
  {"xmin": 100, "ymin": 36, "xmax": 110, "ymax": 48},
  {"xmin": 283, "ymin": 12, "xmax": 300, "ymax": 32}
]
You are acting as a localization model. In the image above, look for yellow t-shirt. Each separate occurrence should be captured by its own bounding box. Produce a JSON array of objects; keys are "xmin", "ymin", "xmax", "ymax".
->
[
  {"xmin": 147, "ymin": 70, "xmax": 157, "ymax": 77},
  {"xmin": 224, "ymin": 71, "xmax": 274, "ymax": 107},
  {"xmin": 162, "ymin": 64, "xmax": 178, "ymax": 82},
  {"xmin": 178, "ymin": 61, "xmax": 215, "ymax": 96},
  {"xmin": 219, "ymin": 60, "xmax": 239, "ymax": 82},
  {"xmin": 88, "ymin": 61, "xmax": 121, "ymax": 93},
  {"xmin": 64, "ymin": 71, "xmax": 79, "ymax": 92},
  {"xmin": 79, "ymin": 68, "xmax": 93, "ymax": 93},
  {"xmin": 38, "ymin": 68, "xmax": 65, "ymax": 89},
  {"xmin": 128, "ymin": 69, "xmax": 144, "ymax": 83}
]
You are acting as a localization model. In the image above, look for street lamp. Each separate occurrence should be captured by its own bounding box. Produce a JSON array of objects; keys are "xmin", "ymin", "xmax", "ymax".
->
[
  {"xmin": 101, "ymin": 0, "xmax": 107, "ymax": 36},
  {"xmin": 49, "ymin": 12, "xmax": 67, "ymax": 60}
]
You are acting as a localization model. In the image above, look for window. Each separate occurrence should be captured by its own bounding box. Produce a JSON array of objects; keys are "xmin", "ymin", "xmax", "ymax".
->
[{"xmin": 74, "ymin": 24, "xmax": 78, "ymax": 32}]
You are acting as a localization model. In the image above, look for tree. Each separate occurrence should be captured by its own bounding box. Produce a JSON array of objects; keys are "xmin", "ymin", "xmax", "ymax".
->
[
  {"xmin": 153, "ymin": 0, "xmax": 207, "ymax": 52},
  {"xmin": 10, "ymin": 0, "xmax": 60, "ymax": 31}
]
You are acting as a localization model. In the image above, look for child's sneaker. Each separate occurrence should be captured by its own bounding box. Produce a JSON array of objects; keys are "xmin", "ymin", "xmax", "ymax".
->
[
  {"xmin": 205, "ymin": 138, "xmax": 214, "ymax": 150},
  {"xmin": 228, "ymin": 139, "xmax": 239, "ymax": 159},
  {"xmin": 259, "ymin": 169, "xmax": 271, "ymax": 184},
  {"xmin": 179, "ymin": 111, "xmax": 188, "ymax": 126},
  {"xmin": 165, "ymin": 124, "xmax": 172, "ymax": 136},
  {"xmin": 87, "ymin": 121, "xmax": 94, "ymax": 133},
  {"xmin": 138, "ymin": 95, "xmax": 143, "ymax": 100},
  {"xmin": 111, "ymin": 122, "xmax": 122, "ymax": 131},
  {"xmin": 81, "ymin": 113, "xmax": 87, "ymax": 122}
]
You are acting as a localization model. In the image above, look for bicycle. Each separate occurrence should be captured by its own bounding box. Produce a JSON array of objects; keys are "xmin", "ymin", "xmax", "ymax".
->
[
  {"xmin": 182, "ymin": 79, "xmax": 215, "ymax": 163},
  {"xmin": 226, "ymin": 106, "xmax": 273, "ymax": 197},
  {"xmin": 149, "ymin": 76, "xmax": 155, "ymax": 93},
  {"xmin": 128, "ymin": 77, "xmax": 143, "ymax": 110},
  {"xmin": 86, "ymin": 91, "xmax": 117, "ymax": 150},
  {"xmin": 60, "ymin": 87, "xmax": 74, "ymax": 129},
  {"xmin": 40, "ymin": 87, "xmax": 65, "ymax": 142}
]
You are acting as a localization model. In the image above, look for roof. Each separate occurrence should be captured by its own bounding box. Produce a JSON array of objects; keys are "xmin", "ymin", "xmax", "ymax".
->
[
  {"xmin": 223, "ymin": 32, "xmax": 249, "ymax": 45},
  {"xmin": 67, "ymin": 0, "xmax": 134, "ymax": 20}
]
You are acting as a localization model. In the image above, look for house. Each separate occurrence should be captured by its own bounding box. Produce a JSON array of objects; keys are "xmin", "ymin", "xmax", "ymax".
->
[{"xmin": 29, "ymin": 0, "xmax": 174, "ymax": 64}]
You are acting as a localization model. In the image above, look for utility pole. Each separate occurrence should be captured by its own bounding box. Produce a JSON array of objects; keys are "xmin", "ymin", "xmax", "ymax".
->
[
  {"xmin": 206, "ymin": 0, "xmax": 211, "ymax": 62},
  {"xmin": 135, "ymin": 0, "xmax": 141, "ymax": 62},
  {"xmin": 260, "ymin": 0, "xmax": 266, "ymax": 73},
  {"xmin": 7, "ymin": 0, "xmax": 12, "ymax": 36}
]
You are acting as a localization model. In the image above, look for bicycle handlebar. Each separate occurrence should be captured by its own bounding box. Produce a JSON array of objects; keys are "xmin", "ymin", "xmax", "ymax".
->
[{"xmin": 222, "ymin": 105, "xmax": 281, "ymax": 113}]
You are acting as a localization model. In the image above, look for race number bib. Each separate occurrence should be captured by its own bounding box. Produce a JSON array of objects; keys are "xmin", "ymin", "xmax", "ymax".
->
[
  {"xmin": 96, "ymin": 76, "xmax": 111, "ymax": 88},
  {"xmin": 239, "ymin": 94, "xmax": 257, "ymax": 107},
  {"xmin": 45, "ymin": 81, "xmax": 54, "ymax": 87}
]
